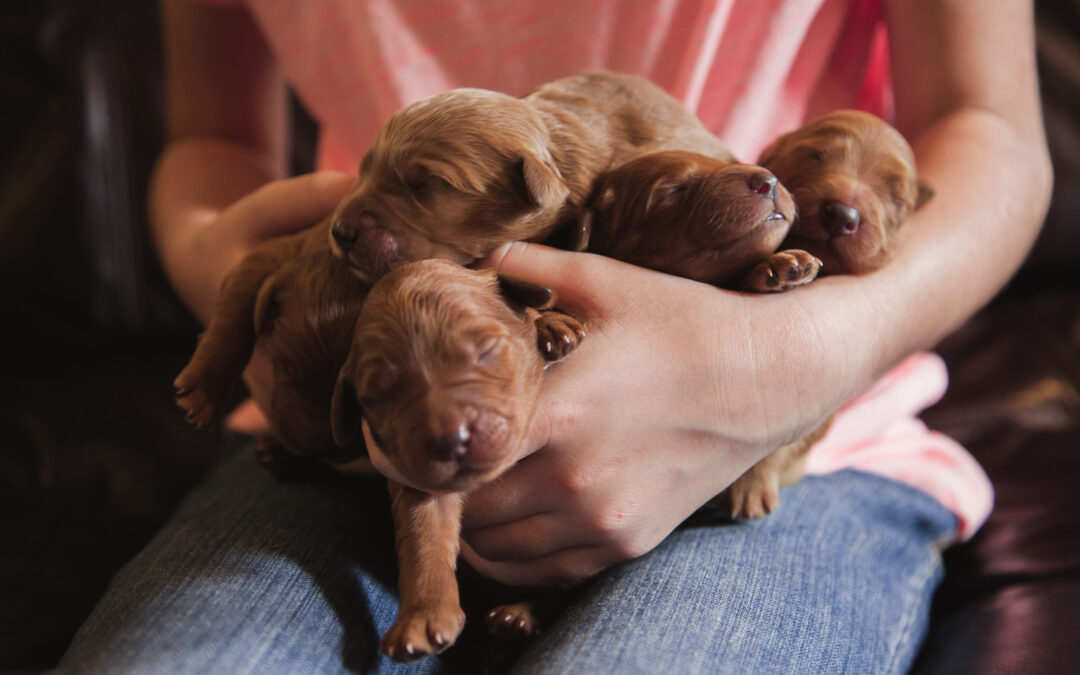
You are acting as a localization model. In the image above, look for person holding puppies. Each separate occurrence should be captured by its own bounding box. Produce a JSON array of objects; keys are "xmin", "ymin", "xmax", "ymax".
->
[{"xmin": 57, "ymin": 1, "xmax": 1050, "ymax": 673}]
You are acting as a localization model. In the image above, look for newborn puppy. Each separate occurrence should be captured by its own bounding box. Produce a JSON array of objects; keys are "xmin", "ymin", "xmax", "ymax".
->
[
  {"xmin": 328, "ymin": 70, "xmax": 734, "ymax": 282},
  {"xmin": 330, "ymin": 259, "xmax": 584, "ymax": 662},
  {"xmin": 571, "ymin": 150, "xmax": 810, "ymax": 290},
  {"xmin": 758, "ymin": 109, "xmax": 934, "ymax": 274},
  {"xmin": 174, "ymin": 219, "xmax": 370, "ymax": 474}
]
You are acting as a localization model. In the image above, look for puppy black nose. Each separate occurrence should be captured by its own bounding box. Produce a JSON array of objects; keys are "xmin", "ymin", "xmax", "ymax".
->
[
  {"xmin": 331, "ymin": 220, "xmax": 359, "ymax": 250},
  {"xmin": 749, "ymin": 171, "xmax": 778, "ymax": 200},
  {"xmin": 427, "ymin": 425, "xmax": 470, "ymax": 461},
  {"xmin": 822, "ymin": 201, "xmax": 861, "ymax": 236}
]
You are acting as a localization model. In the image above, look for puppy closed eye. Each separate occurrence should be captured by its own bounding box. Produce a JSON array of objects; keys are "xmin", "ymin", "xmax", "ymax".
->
[
  {"xmin": 474, "ymin": 336, "xmax": 504, "ymax": 365},
  {"xmin": 358, "ymin": 363, "xmax": 400, "ymax": 402},
  {"xmin": 403, "ymin": 166, "xmax": 451, "ymax": 199},
  {"xmin": 651, "ymin": 181, "xmax": 691, "ymax": 209}
]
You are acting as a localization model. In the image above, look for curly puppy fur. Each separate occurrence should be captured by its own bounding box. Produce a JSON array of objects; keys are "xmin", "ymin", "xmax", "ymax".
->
[
  {"xmin": 174, "ymin": 219, "xmax": 370, "ymax": 473},
  {"xmin": 331, "ymin": 259, "xmax": 584, "ymax": 661},
  {"xmin": 758, "ymin": 109, "xmax": 933, "ymax": 274},
  {"xmin": 329, "ymin": 71, "xmax": 734, "ymax": 282}
]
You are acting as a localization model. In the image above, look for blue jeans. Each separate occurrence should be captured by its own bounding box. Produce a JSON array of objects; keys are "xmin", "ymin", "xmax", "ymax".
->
[{"xmin": 55, "ymin": 441, "xmax": 956, "ymax": 674}]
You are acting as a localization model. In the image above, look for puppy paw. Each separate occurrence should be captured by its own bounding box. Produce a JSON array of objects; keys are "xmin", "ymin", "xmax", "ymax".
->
[
  {"xmin": 381, "ymin": 603, "xmax": 465, "ymax": 663},
  {"xmin": 173, "ymin": 368, "xmax": 219, "ymax": 432},
  {"xmin": 742, "ymin": 250, "xmax": 822, "ymax": 293},
  {"xmin": 485, "ymin": 602, "xmax": 542, "ymax": 644},
  {"xmin": 535, "ymin": 311, "xmax": 585, "ymax": 362},
  {"xmin": 721, "ymin": 470, "xmax": 781, "ymax": 519}
]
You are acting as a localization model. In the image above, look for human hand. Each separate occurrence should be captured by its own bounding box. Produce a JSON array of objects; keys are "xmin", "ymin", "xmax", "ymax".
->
[{"xmin": 451, "ymin": 242, "xmax": 864, "ymax": 587}]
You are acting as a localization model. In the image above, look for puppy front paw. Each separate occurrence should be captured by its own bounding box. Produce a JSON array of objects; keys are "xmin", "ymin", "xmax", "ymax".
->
[
  {"xmin": 535, "ymin": 311, "xmax": 585, "ymax": 361},
  {"xmin": 720, "ymin": 468, "xmax": 781, "ymax": 519},
  {"xmin": 742, "ymin": 250, "xmax": 822, "ymax": 293},
  {"xmin": 485, "ymin": 602, "xmax": 542, "ymax": 644},
  {"xmin": 173, "ymin": 367, "xmax": 220, "ymax": 432},
  {"xmin": 381, "ymin": 602, "xmax": 466, "ymax": 663}
]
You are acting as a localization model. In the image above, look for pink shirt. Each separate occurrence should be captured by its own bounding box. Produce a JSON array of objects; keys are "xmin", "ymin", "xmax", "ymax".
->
[{"xmin": 207, "ymin": 0, "xmax": 891, "ymax": 170}]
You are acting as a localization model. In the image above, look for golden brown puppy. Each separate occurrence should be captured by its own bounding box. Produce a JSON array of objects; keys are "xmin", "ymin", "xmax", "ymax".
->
[
  {"xmin": 174, "ymin": 219, "xmax": 370, "ymax": 474},
  {"xmin": 758, "ymin": 109, "xmax": 933, "ymax": 274},
  {"xmin": 571, "ymin": 150, "xmax": 814, "ymax": 291},
  {"xmin": 330, "ymin": 259, "xmax": 584, "ymax": 662},
  {"xmin": 328, "ymin": 71, "xmax": 735, "ymax": 282}
]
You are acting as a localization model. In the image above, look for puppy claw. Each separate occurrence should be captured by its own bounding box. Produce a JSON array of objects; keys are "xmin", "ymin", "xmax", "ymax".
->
[
  {"xmin": 535, "ymin": 311, "xmax": 585, "ymax": 362},
  {"xmin": 742, "ymin": 250, "xmax": 821, "ymax": 293},
  {"xmin": 173, "ymin": 367, "xmax": 226, "ymax": 432},
  {"xmin": 485, "ymin": 602, "xmax": 542, "ymax": 644},
  {"xmin": 381, "ymin": 604, "xmax": 464, "ymax": 663}
]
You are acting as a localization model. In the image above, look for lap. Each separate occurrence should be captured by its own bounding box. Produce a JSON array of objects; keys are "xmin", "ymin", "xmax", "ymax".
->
[
  {"xmin": 57, "ymin": 443, "xmax": 955, "ymax": 675},
  {"xmin": 515, "ymin": 470, "xmax": 957, "ymax": 675}
]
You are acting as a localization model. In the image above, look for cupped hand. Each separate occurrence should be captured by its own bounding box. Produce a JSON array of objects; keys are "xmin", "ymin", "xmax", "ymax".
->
[{"xmin": 457, "ymin": 242, "xmax": 862, "ymax": 587}]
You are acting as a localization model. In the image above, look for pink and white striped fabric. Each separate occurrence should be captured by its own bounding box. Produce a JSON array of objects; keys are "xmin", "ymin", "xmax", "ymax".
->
[
  {"xmin": 204, "ymin": 0, "xmax": 892, "ymax": 169},
  {"xmin": 199, "ymin": 0, "xmax": 992, "ymax": 539}
]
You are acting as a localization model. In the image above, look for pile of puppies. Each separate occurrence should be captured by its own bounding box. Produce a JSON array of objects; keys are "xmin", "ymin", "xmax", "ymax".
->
[{"xmin": 175, "ymin": 71, "xmax": 931, "ymax": 663}]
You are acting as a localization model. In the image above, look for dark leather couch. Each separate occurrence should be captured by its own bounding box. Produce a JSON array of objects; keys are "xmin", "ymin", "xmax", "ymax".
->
[{"xmin": 1, "ymin": 2, "xmax": 1077, "ymax": 671}]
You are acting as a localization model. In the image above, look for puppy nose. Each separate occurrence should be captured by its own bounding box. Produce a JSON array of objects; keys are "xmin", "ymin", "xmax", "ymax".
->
[
  {"xmin": 749, "ymin": 171, "xmax": 778, "ymax": 200},
  {"xmin": 823, "ymin": 201, "xmax": 861, "ymax": 236},
  {"xmin": 331, "ymin": 220, "xmax": 359, "ymax": 250},
  {"xmin": 427, "ymin": 424, "xmax": 470, "ymax": 461}
]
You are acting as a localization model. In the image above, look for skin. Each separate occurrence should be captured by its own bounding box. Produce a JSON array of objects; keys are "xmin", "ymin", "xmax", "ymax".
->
[{"xmin": 154, "ymin": 0, "xmax": 1052, "ymax": 589}]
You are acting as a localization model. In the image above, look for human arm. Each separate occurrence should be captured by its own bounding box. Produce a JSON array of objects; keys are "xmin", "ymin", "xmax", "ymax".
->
[
  {"xmin": 456, "ymin": 0, "xmax": 1052, "ymax": 587},
  {"xmin": 152, "ymin": 0, "xmax": 353, "ymax": 415}
]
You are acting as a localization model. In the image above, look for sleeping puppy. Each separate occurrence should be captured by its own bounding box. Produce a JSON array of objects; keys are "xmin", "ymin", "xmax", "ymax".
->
[
  {"xmin": 328, "ymin": 70, "xmax": 734, "ymax": 282},
  {"xmin": 570, "ymin": 150, "xmax": 814, "ymax": 291},
  {"xmin": 330, "ymin": 259, "xmax": 584, "ymax": 662},
  {"xmin": 174, "ymin": 219, "xmax": 370, "ymax": 475},
  {"xmin": 758, "ymin": 109, "xmax": 934, "ymax": 274}
]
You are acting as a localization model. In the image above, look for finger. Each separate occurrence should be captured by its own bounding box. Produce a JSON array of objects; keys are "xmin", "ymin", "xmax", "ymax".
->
[
  {"xmin": 479, "ymin": 242, "xmax": 626, "ymax": 314},
  {"xmin": 223, "ymin": 399, "xmax": 270, "ymax": 435},
  {"xmin": 461, "ymin": 449, "xmax": 562, "ymax": 529},
  {"xmin": 232, "ymin": 171, "xmax": 356, "ymax": 243},
  {"xmin": 461, "ymin": 539, "xmax": 620, "ymax": 588},
  {"xmin": 463, "ymin": 511, "xmax": 600, "ymax": 562}
]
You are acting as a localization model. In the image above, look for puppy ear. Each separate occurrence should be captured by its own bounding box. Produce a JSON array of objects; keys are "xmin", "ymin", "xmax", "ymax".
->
[
  {"xmin": 496, "ymin": 273, "xmax": 554, "ymax": 310},
  {"xmin": 517, "ymin": 152, "xmax": 569, "ymax": 209},
  {"xmin": 330, "ymin": 362, "xmax": 361, "ymax": 448},
  {"xmin": 567, "ymin": 208, "xmax": 594, "ymax": 252},
  {"xmin": 253, "ymin": 273, "xmax": 281, "ymax": 336},
  {"xmin": 915, "ymin": 179, "xmax": 935, "ymax": 210}
]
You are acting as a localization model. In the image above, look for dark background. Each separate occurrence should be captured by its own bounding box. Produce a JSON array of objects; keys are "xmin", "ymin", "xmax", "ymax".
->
[{"xmin": 1, "ymin": 1, "xmax": 1077, "ymax": 671}]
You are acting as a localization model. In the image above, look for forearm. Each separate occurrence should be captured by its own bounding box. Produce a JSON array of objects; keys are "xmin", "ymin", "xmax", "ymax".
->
[
  {"xmin": 875, "ymin": 107, "xmax": 1052, "ymax": 350},
  {"xmin": 149, "ymin": 139, "xmax": 284, "ymax": 321},
  {"xmin": 152, "ymin": 0, "xmax": 289, "ymax": 322},
  {"xmin": 783, "ymin": 106, "xmax": 1051, "ymax": 421},
  {"xmin": 784, "ymin": 0, "xmax": 1053, "ymax": 410}
]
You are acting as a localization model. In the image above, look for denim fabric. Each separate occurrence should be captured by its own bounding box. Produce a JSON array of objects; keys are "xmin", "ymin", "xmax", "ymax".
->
[{"xmin": 55, "ymin": 443, "xmax": 955, "ymax": 675}]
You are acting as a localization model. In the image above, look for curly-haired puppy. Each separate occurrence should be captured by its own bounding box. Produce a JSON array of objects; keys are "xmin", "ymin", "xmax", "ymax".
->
[
  {"xmin": 571, "ymin": 149, "xmax": 812, "ymax": 291},
  {"xmin": 758, "ymin": 109, "xmax": 933, "ymax": 274},
  {"xmin": 328, "ymin": 70, "xmax": 734, "ymax": 282},
  {"xmin": 174, "ymin": 219, "xmax": 370, "ymax": 474},
  {"xmin": 330, "ymin": 259, "xmax": 583, "ymax": 662}
]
